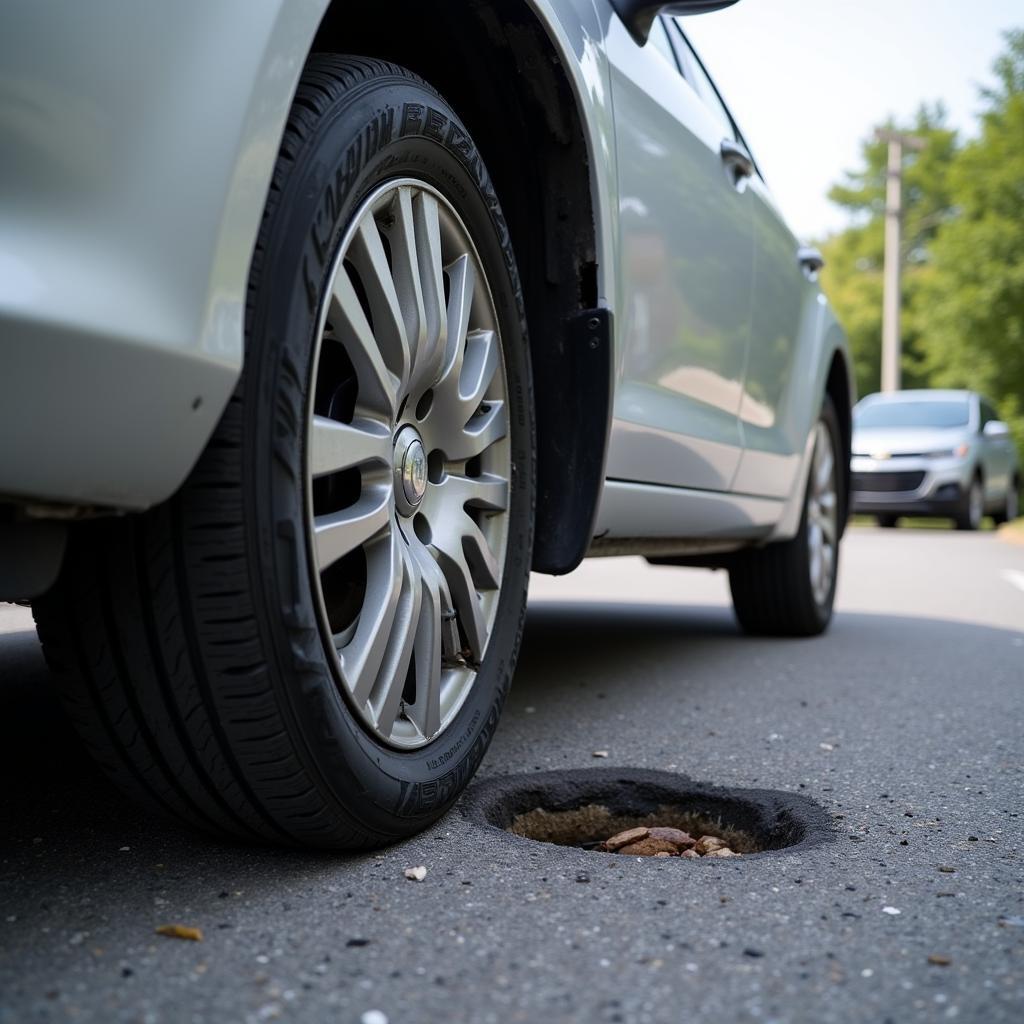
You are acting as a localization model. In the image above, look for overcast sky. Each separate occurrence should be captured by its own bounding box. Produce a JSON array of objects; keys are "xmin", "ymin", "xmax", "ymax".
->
[{"xmin": 682, "ymin": 0, "xmax": 1021, "ymax": 241}]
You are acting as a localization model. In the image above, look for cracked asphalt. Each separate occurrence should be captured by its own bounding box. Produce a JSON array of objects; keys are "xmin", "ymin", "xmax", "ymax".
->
[{"xmin": 1, "ymin": 526, "xmax": 1022, "ymax": 1023}]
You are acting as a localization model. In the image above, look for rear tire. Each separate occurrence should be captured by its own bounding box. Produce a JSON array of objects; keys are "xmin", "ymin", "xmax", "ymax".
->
[
  {"xmin": 32, "ymin": 57, "xmax": 535, "ymax": 849},
  {"xmin": 729, "ymin": 396, "xmax": 843, "ymax": 637},
  {"xmin": 993, "ymin": 476, "xmax": 1019, "ymax": 525},
  {"xmin": 955, "ymin": 476, "xmax": 983, "ymax": 531}
]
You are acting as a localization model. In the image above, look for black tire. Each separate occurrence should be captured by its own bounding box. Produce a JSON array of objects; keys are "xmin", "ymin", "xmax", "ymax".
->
[
  {"xmin": 728, "ymin": 396, "xmax": 843, "ymax": 637},
  {"xmin": 32, "ymin": 57, "xmax": 535, "ymax": 850},
  {"xmin": 993, "ymin": 476, "xmax": 1020, "ymax": 525},
  {"xmin": 955, "ymin": 475, "xmax": 983, "ymax": 531},
  {"xmin": 877, "ymin": 514, "xmax": 899, "ymax": 529}
]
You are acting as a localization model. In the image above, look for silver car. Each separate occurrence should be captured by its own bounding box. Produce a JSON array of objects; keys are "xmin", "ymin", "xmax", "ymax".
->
[
  {"xmin": 852, "ymin": 390, "xmax": 1020, "ymax": 530},
  {"xmin": 1, "ymin": 0, "xmax": 854, "ymax": 848}
]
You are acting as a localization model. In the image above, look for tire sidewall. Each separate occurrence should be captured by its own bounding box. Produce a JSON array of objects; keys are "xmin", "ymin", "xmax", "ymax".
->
[{"xmin": 244, "ymin": 64, "xmax": 533, "ymax": 838}]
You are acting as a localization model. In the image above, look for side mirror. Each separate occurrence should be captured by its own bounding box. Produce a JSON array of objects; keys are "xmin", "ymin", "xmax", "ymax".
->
[
  {"xmin": 611, "ymin": 1, "xmax": 741, "ymax": 45},
  {"xmin": 983, "ymin": 420, "xmax": 1011, "ymax": 441}
]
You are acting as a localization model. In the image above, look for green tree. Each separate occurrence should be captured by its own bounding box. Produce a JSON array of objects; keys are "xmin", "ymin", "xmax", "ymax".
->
[
  {"xmin": 918, "ymin": 30, "xmax": 1024, "ymax": 459},
  {"xmin": 819, "ymin": 105, "xmax": 958, "ymax": 399}
]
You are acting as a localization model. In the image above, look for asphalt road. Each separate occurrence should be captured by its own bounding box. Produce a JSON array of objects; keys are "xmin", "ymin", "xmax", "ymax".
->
[{"xmin": 1, "ymin": 526, "xmax": 1022, "ymax": 1023}]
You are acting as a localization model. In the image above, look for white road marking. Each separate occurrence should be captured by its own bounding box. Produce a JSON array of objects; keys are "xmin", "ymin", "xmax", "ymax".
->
[{"xmin": 1000, "ymin": 569, "xmax": 1024, "ymax": 594}]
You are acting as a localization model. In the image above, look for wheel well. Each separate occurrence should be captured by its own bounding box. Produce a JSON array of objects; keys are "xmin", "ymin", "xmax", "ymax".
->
[
  {"xmin": 311, "ymin": 2, "xmax": 606, "ymax": 573},
  {"xmin": 825, "ymin": 351, "xmax": 852, "ymax": 535}
]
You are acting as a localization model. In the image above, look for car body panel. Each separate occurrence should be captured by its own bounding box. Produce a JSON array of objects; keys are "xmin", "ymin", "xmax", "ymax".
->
[
  {"xmin": 0, "ymin": 0, "xmax": 329, "ymax": 507},
  {"xmin": 601, "ymin": 12, "xmax": 753, "ymax": 493},
  {"xmin": 1, "ymin": 0, "xmax": 852, "ymax": 565}
]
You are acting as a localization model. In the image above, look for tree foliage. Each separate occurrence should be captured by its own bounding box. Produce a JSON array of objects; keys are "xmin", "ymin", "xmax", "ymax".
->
[
  {"xmin": 918, "ymin": 30, "xmax": 1024, "ymax": 457},
  {"xmin": 819, "ymin": 29, "xmax": 1024, "ymax": 461}
]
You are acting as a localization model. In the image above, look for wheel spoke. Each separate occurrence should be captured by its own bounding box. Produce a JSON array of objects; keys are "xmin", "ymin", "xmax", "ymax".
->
[
  {"xmin": 435, "ymin": 471, "xmax": 509, "ymax": 513},
  {"xmin": 818, "ymin": 508, "xmax": 837, "ymax": 544},
  {"xmin": 815, "ymin": 436, "xmax": 834, "ymax": 492},
  {"xmin": 313, "ymin": 486, "xmax": 391, "ymax": 572},
  {"xmin": 340, "ymin": 529, "xmax": 404, "ymax": 705},
  {"xmin": 370, "ymin": 543, "xmax": 422, "ymax": 737},
  {"xmin": 405, "ymin": 540, "xmax": 450, "ymax": 740},
  {"xmin": 348, "ymin": 215, "xmax": 413, "ymax": 392},
  {"xmin": 329, "ymin": 268, "xmax": 397, "ymax": 419},
  {"xmin": 409, "ymin": 192, "xmax": 447, "ymax": 395},
  {"xmin": 310, "ymin": 415, "xmax": 391, "ymax": 478}
]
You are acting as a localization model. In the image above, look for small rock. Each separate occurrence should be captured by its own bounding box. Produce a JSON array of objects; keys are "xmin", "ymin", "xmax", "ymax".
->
[
  {"xmin": 619, "ymin": 838, "xmax": 680, "ymax": 857},
  {"xmin": 704, "ymin": 848, "xmax": 739, "ymax": 858},
  {"xmin": 404, "ymin": 866, "xmax": 427, "ymax": 882},
  {"xmin": 346, "ymin": 938, "xmax": 370, "ymax": 948},
  {"xmin": 604, "ymin": 827, "xmax": 650, "ymax": 851},
  {"xmin": 592, "ymin": 750, "xmax": 609, "ymax": 758},
  {"xmin": 575, "ymin": 873, "xmax": 590, "ymax": 884},
  {"xmin": 694, "ymin": 835, "xmax": 727, "ymax": 855},
  {"xmin": 743, "ymin": 948, "xmax": 764, "ymax": 958},
  {"xmin": 927, "ymin": 954, "xmax": 951, "ymax": 966},
  {"xmin": 680, "ymin": 849, "xmax": 701, "ymax": 859},
  {"xmin": 881, "ymin": 906, "xmax": 901, "ymax": 916},
  {"xmin": 653, "ymin": 852, "xmax": 672, "ymax": 858},
  {"xmin": 648, "ymin": 827, "xmax": 695, "ymax": 850},
  {"xmin": 938, "ymin": 866, "xmax": 955, "ymax": 873},
  {"xmin": 819, "ymin": 742, "xmax": 835, "ymax": 751},
  {"xmin": 361, "ymin": 1012, "xmax": 389, "ymax": 1024}
]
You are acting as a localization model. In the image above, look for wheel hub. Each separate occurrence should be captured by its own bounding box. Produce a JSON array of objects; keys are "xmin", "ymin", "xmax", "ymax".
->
[{"xmin": 393, "ymin": 427, "xmax": 428, "ymax": 516}]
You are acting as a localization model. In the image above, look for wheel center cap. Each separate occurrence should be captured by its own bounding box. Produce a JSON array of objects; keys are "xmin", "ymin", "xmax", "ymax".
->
[{"xmin": 394, "ymin": 428, "xmax": 428, "ymax": 514}]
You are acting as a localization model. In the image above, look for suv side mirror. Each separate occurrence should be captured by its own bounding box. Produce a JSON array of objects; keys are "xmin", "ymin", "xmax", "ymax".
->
[
  {"xmin": 983, "ymin": 420, "xmax": 1011, "ymax": 440},
  {"xmin": 612, "ymin": 1, "xmax": 740, "ymax": 45}
]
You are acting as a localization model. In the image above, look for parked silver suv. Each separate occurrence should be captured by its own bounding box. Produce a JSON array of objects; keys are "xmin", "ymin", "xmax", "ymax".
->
[
  {"xmin": 1, "ymin": 0, "xmax": 853, "ymax": 849},
  {"xmin": 852, "ymin": 390, "xmax": 1020, "ymax": 530}
]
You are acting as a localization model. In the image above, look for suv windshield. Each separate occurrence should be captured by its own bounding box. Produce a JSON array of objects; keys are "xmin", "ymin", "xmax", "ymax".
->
[{"xmin": 855, "ymin": 399, "xmax": 970, "ymax": 429}]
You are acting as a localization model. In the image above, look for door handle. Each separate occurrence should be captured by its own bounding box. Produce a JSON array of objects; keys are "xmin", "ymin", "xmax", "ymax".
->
[
  {"xmin": 797, "ymin": 246, "xmax": 825, "ymax": 278},
  {"xmin": 719, "ymin": 138, "xmax": 754, "ymax": 186}
]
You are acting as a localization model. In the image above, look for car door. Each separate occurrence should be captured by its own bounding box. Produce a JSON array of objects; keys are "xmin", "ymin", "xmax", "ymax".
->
[
  {"xmin": 602, "ymin": 13, "xmax": 756, "ymax": 493},
  {"xmin": 665, "ymin": 25, "xmax": 825, "ymax": 501}
]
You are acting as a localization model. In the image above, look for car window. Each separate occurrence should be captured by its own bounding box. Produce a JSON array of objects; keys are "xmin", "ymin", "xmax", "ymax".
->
[
  {"xmin": 855, "ymin": 399, "xmax": 971, "ymax": 430},
  {"xmin": 648, "ymin": 17, "xmax": 680, "ymax": 71},
  {"xmin": 668, "ymin": 23, "xmax": 736, "ymax": 142},
  {"xmin": 980, "ymin": 400, "xmax": 998, "ymax": 427}
]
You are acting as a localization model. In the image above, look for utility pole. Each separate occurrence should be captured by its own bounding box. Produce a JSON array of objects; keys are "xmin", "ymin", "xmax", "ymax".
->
[{"xmin": 875, "ymin": 129, "xmax": 925, "ymax": 393}]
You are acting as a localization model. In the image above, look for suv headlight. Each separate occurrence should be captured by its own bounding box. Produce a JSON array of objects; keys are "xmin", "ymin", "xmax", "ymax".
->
[{"xmin": 927, "ymin": 443, "xmax": 969, "ymax": 458}]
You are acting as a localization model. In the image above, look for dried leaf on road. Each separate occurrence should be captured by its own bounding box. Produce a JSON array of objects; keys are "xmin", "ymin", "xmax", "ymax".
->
[
  {"xmin": 155, "ymin": 924, "xmax": 203, "ymax": 942},
  {"xmin": 927, "ymin": 954, "xmax": 951, "ymax": 966}
]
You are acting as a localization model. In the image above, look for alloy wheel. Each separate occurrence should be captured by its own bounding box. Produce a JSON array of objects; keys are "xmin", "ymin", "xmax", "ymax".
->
[{"xmin": 305, "ymin": 180, "xmax": 511, "ymax": 749}]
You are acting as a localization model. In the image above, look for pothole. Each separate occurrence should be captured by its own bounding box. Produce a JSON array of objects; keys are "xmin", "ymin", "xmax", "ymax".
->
[{"xmin": 462, "ymin": 768, "xmax": 832, "ymax": 860}]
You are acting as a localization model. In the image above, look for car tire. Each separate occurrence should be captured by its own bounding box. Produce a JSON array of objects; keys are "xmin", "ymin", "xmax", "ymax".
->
[
  {"xmin": 877, "ymin": 514, "xmax": 899, "ymax": 529},
  {"xmin": 728, "ymin": 396, "xmax": 843, "ymax": 637},
  {"xmin": 955, "ymin": 476, "xmax": 984, "ymax": 531},
  {"xmin": 993, "ymin": 476, "xmax": 1020, "ymax": 525},
  {"xmin": 32, "ymin": 56, "xmax": 535, "ymax": 849}
]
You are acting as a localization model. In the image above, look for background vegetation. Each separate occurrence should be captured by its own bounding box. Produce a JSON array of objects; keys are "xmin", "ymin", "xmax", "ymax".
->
[{"xmin": 819, "ymin": 30, "xmax": 1024, "ymax": 459}]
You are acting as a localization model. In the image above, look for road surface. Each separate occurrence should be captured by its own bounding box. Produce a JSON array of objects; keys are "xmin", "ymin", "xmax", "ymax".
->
[{"xmin": 1, "ymin": 526, "xmax": 1022, "ymax": 1023}]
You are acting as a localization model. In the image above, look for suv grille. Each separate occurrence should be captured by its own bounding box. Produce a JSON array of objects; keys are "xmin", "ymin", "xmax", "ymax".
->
[{"xmin": 852, "ymin": 470, "xmax": 926, "ymax": 493}]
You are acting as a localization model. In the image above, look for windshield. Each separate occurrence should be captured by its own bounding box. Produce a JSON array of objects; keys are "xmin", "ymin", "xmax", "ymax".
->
[{"xmin": 855, "ymin": 399, "xmax": 970, "ymax": 430}]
